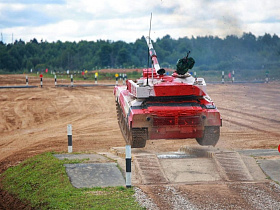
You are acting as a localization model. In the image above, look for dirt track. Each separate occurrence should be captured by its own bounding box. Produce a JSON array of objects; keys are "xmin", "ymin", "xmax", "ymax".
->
[{"xmin": 0, "ymin": 75, "xmax": 280, "ymax": 208}]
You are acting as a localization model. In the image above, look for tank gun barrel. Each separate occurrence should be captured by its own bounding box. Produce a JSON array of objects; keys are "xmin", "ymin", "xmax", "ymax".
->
[{"xmin": 145, "ymin": 36, "xmax": 161, "ymax": 71}]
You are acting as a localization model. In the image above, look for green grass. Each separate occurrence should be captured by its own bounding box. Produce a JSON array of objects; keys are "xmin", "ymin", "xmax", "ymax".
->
[{"xmin": 0, "ymin": 152, "xmax": 143, "ymax": 209}]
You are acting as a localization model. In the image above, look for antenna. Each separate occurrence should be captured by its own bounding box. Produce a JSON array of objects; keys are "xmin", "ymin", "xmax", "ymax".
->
[
  {"xmin": 149, "ymin": 13, "xmax": 152, "ymax": 44},
  {"xmin": 146, "ymin": 12, "xmax": 152, "ymax": 86}
]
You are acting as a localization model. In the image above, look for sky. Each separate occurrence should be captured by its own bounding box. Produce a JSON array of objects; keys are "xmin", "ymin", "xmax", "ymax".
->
[{"xmin": 0, "ymin": 0, "xmax": 280, "ymax": 43}]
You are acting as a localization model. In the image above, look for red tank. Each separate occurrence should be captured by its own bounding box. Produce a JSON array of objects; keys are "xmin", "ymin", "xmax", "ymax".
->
[{"xmin": 114, "ymin": 37, "xmax": 222, "ymax": 148}]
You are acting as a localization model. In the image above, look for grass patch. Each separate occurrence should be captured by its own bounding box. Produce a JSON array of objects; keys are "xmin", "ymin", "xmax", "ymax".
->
[{"xmin": 0, "ymin": 152, "xmax": 143, "ymax": 209}]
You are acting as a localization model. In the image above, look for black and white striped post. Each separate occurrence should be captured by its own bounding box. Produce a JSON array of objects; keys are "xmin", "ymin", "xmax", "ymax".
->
[
  {"xmin": 26, "ymin": 75, "xmax": 28, "ymax": 86},
  {"xmin": 67, "ymin": 124, "xmax": 72, "ymax": 153},
  {"xmin": 54, "ymin": 75, "xmax": 57, "ymax": 86},
  {"xmin": 125, "ymin": 145, "xmax": 132, "ymax": 188},
  {"xmin": 232, "ymin": 70, "xmax": 235, "ymax": 83},
  {"xmin": 222, "ymin": 71, "xmax": 225, "ymax": 84},
  {"xmin": 71, "ymin": 74, "xmax": 73, "ymax": 87},
  {"xmin": 265, "ymin": 71, "xmax": 269, "ymax": 83},
  {"xmin": 40, "ymin": 77, "xmax": 43, "ymax": 88}
]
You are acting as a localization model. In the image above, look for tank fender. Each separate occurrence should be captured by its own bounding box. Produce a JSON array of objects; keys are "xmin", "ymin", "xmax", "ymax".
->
[
  {"xmin": 128, "ymin": 108, "xmax": 147, "ymax": 129},
  {"xmin": 202, "ymin": 110, "xmax": 221, "ymax": 126}
]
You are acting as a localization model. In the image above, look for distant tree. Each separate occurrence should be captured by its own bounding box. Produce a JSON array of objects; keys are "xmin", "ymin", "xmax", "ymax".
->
[{"xmin": 0, "ymin": 32, "xmax": 279, "ymax": 73}]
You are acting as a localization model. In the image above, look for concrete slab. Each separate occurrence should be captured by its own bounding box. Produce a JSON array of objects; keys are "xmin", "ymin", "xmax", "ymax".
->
[
  {"xmin": 238, "ymin": 149, "xmax": 280, "ymax": 157},
  {"xmin": 240, "ymin": 155, "xmax": 267, "ymax": 181},
  {"xmin": 159, "ymin": 157, "xmax": 221, "ymax": 183},
  {"xmin": 64, "ymin": 163, "xmax": 125, "ymax": 188},
  {"xmin": 101, "ymin": 152, "xmax": 141, "ymax": 185},
  {"xmin": 237, "ymin": 149, "xmax": 280, "ymax": 183},
  {"xmin": 54, "ymin": 154, "xmax": 110, "ymax": 162},
  {"xmin": 157, "ymin": 152, "xmax": 196, "ymax": 159},
  {"xmin": 257, "ymin": 159, "xmax": 280, "ymax": 183}
]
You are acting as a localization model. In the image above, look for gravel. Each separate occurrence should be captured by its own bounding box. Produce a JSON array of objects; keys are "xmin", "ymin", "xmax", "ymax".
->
[
  {"xmin": 133, "ymin": 187, "xmax": 159, "ymax": 210},
  {"xmin": 237, "ymin": 183, "xmax": 280, "ymax": 209},
  {"xmin": 163, "ymin": 186, "xmax": 197, "ymax": 210}
]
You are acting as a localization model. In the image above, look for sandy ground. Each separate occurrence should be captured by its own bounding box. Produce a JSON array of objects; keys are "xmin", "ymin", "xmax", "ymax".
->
[{"xmin": 0, "ymin": 75, "xmax": 280, "ymax": 208}]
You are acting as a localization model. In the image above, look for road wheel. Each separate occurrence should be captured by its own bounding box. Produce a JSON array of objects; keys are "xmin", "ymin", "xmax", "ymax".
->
[{"xmin": 196, "ymin": 126, "xmax": 220, "ymax": 146}]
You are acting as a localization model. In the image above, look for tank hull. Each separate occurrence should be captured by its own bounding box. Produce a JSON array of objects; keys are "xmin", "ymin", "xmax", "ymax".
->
[{"xmin": 114, "ymin": 79, "xmax": 222, "ymax": 148}]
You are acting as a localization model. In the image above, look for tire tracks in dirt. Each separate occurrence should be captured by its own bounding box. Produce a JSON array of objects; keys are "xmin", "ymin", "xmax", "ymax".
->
[
  {"xmin": 219, "ymin": 107, "xmax": 280, "ymax": 124},
  {"xmin": 220, "ymin": 107, "xmax": 280, "ymax": 138}
]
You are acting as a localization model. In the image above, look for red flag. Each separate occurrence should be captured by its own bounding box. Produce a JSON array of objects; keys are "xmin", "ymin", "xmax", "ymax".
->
[{"xmin": 228, "ymin": 72, "xmax": 231, "ymax": 78}]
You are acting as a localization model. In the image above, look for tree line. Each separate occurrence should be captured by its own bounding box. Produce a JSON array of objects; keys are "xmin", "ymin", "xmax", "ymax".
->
[{"xmin": 0, "ymin": 32, "xmax": 279, "ymax": 73}]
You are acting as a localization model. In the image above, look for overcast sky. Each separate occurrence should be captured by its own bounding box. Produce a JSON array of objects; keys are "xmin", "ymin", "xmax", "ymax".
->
[{"xmin": 0, "ymin": 0, "xmax": 280, "ymax": 43}]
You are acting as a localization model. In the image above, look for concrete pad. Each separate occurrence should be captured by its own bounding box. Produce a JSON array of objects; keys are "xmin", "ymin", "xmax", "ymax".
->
[
  {"xmin": 64, "ymin": 163, "xmax": 125, "ymax": 188},
  {"xmin": 54, "ymin": 154, "xmax": 110, "ymax": 162},
  {"xmin": 157, "ymin": 152, "xmax": 195, "ymax": 159},
  {"xmin": 101, "ymin": 152, "xmax": 141, "ymax": 185},
  {"xmin": 238, "ymin": 149, "xmax": 280, "ymax": 157},
  {"xmin": 257, "ymin": 159, "xmax": 280, "ymax": 183},
  {"xmin": 159, "ymin": 157, "xmax": 221, "ymax": 183},
  {"xmin": 237, "ymin": 149, "xmax": 280, "ymax": 183},
  {"xmin": 240, "ymin": 155, "xmax": 267, "ymax": 181}
]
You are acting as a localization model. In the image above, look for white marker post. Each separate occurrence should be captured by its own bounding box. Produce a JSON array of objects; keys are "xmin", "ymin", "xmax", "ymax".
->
[
  {"xmin": 71, "ymin": 74, "xmax": 73, "ymax": 87},
  {"xmin": 67, "ymin": 124, "xmax": 72, "ymax": 153},
  {"xmin": 26, "ymin": 75, "xmax": 28, "ymax": 86},
  {"xmin": 222, "ymin": 71, "xmax": 225, "ymax": 84},
  {"xmin": 232, "ymin": 70, "xmax": 235, "ymax": 83},
  {"xmin": 55, "ymin": 75, "xmax": 57, "ymax": 87},
  {"xmin": 125, "ymin": 145, "xmax": 132, "ymax": 188},
  {"xmin": 40, "ymin": 77, "xmax": 43, "ymax": 88}
]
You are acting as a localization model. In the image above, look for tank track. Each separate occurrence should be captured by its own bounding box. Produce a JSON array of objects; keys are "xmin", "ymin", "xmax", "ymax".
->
[{"xmin": 116, "ymin": 102, "xmax": 147, "ymax": 148}]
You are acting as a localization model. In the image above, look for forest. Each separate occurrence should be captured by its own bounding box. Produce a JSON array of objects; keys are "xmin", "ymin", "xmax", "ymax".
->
[{"xmin": 0, "ymin": 32, "xmax": 279, "ymax": 77}]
